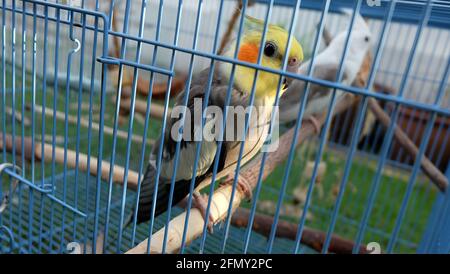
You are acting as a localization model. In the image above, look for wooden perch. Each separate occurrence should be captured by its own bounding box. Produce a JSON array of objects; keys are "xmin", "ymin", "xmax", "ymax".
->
[
  {"xmin": 5, "ymin": 106, "xmax": 31, "ymax": 126},
  {"xmin": 0, "ymin": 134, "xmax": 139, "ymax": 191},
  {"xmin": 118, "ymin": 87, "xmax": 169, "ymax": 120},
  {"xmin": 133, "ymin": 75, "xmax": 187, "ymax": 100},
  {"xmin": 30, "ymin": 104, "xmax": 154, "ymax": 146},
  {"xmin": 231, "ymin": 208, "xmax": 369, "ymax": 254},
  {"xmin": 367, "ymin": 98, "xmax": 448, "ymax": 192}
]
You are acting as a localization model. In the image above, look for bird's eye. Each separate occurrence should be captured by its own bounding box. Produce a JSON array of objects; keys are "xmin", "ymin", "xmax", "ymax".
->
[
  {"xmin": 264, "ymin": 42, "xmax": 277, "ymax": 57},
  {"xmin": 364, "ymin": 36, "xmax": 370, "ymax": 42}
]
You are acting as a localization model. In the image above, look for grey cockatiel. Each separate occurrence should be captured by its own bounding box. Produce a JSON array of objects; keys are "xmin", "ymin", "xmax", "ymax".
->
[
  {"xmin": 127, "ymin": 15, "xmax": 304, "ymax": 228},
  {"xmin": 279, "ymin": 9, "xmax": 372, "ymax": 126}
]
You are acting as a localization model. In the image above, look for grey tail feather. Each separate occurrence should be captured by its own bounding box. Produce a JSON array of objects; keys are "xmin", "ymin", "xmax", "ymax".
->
[
  {"xmin": 129, "ymin": 163, "xmax": 196, "ymax": 226},
  {"xmin": 123, "ymin": 212, "xmax": 134, "ymax": 229}
]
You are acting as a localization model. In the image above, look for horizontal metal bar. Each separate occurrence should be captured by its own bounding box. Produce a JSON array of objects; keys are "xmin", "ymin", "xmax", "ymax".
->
[
  {"xmin": 5, "ymin": 2, "xmax": 449, "ymax": 117},
  {"xmin": 106, "ymin": 30, "xmax": 450, "ymax": 117},
  {"xmin": 3, "ymin": 169, "xmax": 87, "ymax": 218},
  {"xmin": 251, "ymin": 0, "xmax": 450, "ymax": 29},
  {"xmin": 21, "ymin": 0, "xmax": 108, "ymax": 20},
  {"xmin": 96, "ymin": 56, "xmax": 174, "ymax": 76}
]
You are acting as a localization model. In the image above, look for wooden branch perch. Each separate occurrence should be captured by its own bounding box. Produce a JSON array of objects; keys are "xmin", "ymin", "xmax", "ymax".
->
[
  {"xmin": 5, "ymin": 106, "xmax": 31, "ymax": 126},
  {"xmin": 131, "ymin": 75, "xmax": 187, "ymax": 101},
  {"xmin": 30, "ymin": 104, "xmax": 154, "ymax": 146},
  {"xmin": 118, "ymin": 87, "xmax": 170, "ymax": 120},
  {"xmin": 0, "ymin": 134, "xmax": 139, "ymax": 190},
  {"xmin": 231, "ymin": 208, "xmax": 369, "ymax": 254},
  {"xmin": 367, "ymin": 98, "xmax": 448, "ymax": 192}
]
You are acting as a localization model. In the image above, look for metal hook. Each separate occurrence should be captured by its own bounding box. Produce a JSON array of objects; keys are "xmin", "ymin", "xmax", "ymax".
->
[
  {"xmin": 0, "ymin": 163, "xmax": 22, "ymax": 214},
  {"xmin": 68, "ymin": 11, "xmax": 80, "ymax": 54},
  {"xmin": 73, "ymin": 38, "xmax": 81, "ymax": 53}
]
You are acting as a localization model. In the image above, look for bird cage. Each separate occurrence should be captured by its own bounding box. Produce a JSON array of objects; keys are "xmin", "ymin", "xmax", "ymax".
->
[{"xmin": 0, "ymin": 0, "xmax": 449, "ymax": 254}]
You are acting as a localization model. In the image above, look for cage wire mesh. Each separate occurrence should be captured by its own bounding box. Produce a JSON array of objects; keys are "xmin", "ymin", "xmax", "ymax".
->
[{"xmin": 0, "ymin": 0, "xmax": 450, "ymax": 254}]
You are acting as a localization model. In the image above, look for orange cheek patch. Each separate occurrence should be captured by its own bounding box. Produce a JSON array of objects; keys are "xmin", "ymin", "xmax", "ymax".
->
[{"xmin": 238, "ymin": 43, "xmax": 259, "ymax": 64}]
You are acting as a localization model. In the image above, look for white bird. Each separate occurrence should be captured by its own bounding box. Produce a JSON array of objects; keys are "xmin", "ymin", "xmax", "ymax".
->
[{"xmin": 279, "ymin": 8, "xmax": 373, "ymax": 129}]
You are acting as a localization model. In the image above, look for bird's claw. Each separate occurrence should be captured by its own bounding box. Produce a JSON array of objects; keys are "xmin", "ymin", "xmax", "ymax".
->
[
  {"xmin": 192, "ymin": 191, "xmax": 215, "ymax": 233},
  {"xmin": 223, "ymin": 174, "xmax": 253, "ymax": 202}
]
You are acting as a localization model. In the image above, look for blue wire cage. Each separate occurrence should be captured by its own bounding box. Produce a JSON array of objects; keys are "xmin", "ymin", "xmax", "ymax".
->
[{"xmin": 0, "ymin": 0, "xmax": 449, "ymax": 254}]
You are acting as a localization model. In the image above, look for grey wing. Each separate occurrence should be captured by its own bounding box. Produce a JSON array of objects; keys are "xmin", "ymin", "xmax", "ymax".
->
[{"xmin": 148, "ymin": 68, "xmax": 249, "ymax": 183}]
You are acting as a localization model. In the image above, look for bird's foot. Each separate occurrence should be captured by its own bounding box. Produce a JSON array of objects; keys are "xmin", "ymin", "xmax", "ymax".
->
[
  {"xmin": 223, "ymin": 174, "xmax": 253, "ymax": 202},
  {"xmin": 304, "ymin": 116, "xmax": 321, "ymax": 135},
  {"xmin": 192, "ymin": 191, "xmax": 215, "ymax": 233}
]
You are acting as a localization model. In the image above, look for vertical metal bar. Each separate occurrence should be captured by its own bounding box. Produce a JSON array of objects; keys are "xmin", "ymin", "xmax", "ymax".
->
[
  {"xmin": 73, "ymin": 9, "xmax": 87, "ymax": 243},
  {"xmin": 162, "ymin": 0, "xmax": 204, "ymax": 254},
  {"xmin": 179, "ymin": 0, "xmax": 225, "ymax": 254},
  {"xmin": 198, "ymin": 0, "xmax": 250, "ymax": 253},
  {"xmin": 353, "ymin": 0, "xmax": 433, "ymax": 253},
  {"xmin": 38, "ymin": 1, "xmax": 49, "ymax": 253},
  {"xmin": 131, "ymin": 0, "xmax": 164, "ymax": 248},
  {"xmin": 10, "ymin": 0, "xmax": 16, "ymax": 169},
  {"xmin": 48, "ymin": 4, "xmax": 61, "ymax": 252},
  {"xmin": 23, "ymin": 0, "xmax": 36, "ymax": 253},
  {"xmin": 419, "ymin": 163, "xmax": 450, "ymax": 253},
  {"xmin": 387, "ymin": 58, "xmax": 450, "ymax": 253},
  {"xmin": 351, "ymin": 26, "xmax": 415, "ymax": 226},
  {"xmin": 220, "ymin": 0, "xmax": 281, "ymax": 253},
  {"xmin": 269, "ymin": 0, "xmax": 330, "ymax": 254},
  {"xmin": 116, "ymin": 0, "xmax": 150, "ymax": 253},
  {"xmin": 417, "ymin": 120, "xmax": 450, "ymax": 252},
  {"xmin": 405, "ymin": 101, "xmax": 449, "ymax": 244},
  {"xmin": 291, "ymin": 1, "xmax": 362, "ymax": 254},
  {"xmin": 84, "ymin": 0, "xmax": 100, "ymax": 254},
  {"xmin": 9, "ymin": 0, "xmax": 17, "ymax": 243},
  {"xmin": 373, "ymin": 32, "xmax": 448, "ymax": 241},
  {"xmin": 0, "ymin": 0, "xmax": 5, "ymax": 254},
  {"xmin": 20, "ymin": 2, "xmax": 26, "ymax": 180},
  {"xmin": 146, "ymin": 0, "xmax": 182, "ymax": 254},
  {"xmin": 92, "ymin": 10, "xmax": 110, "ymax": 255},
  {"xmin": 102, "ymin": 0, "xmax": 131, "ymax": 250},
  {"xmin": 258, "ymin": 0, "xmax": 327, "ymax": 254},
  {"xmin": 1, "ymin": 0, "xmax": 5, "ymax": 164},
  {"xmin": 322, "ymin": 1, "xmax": 395, "ymax": 254},
  {"xmin": 59, "ymin": 10, "xmax": 77, "ymax": 253},
  {"xmin": 28, "ymin": 1, "xmax": 38, "ymax": 253}
]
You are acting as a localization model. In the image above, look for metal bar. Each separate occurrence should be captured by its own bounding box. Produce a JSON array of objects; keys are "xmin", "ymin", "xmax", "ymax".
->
[
  {"xmin": 162, "ymin": 0, "xmax": 204, "ymax": 254},
  {"xmin": 198, "ymin": 0, "xmax": 251, "ymax": 253},
  {"xmin": 145, "ymin": 0, "xmax": 182, "ymax": 255},
  {"xmin": 130, "ymin": 0, "xmax": 164, "ymax": 248},
  {"xmin": 324, "ymin": 0, "xmax": 396, "ymax": 254},
  {"xmin": 83, "ymin": 0, "xmax": 100, "ymax": 254},
  {"xmin": 353, "ymin": 0, "xmax": 433, "ymax": 253}
]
